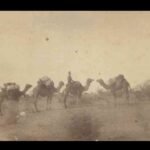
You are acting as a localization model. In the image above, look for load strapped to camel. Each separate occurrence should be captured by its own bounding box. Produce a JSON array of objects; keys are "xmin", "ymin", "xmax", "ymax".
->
[
  {"xmin": 37, "ymin": 76, "xmax": 53, "ymax": 87},
  {"xmin": 3, "ymin": 82, "xmax": 20, "ymax": 91},
  {"xmin": 107, "ymin": 74, "xmax": 125, "ymax": 90}
]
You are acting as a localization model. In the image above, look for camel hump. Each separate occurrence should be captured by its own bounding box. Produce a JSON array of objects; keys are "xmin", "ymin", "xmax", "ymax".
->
[
  {"xmin": 108, "ymin": 78, "xmax": 116, "ymax": 85},
  {"xmin": 71, "ymin": 81, "xmax": 82, "ymax": 87},
  {"xmin": 40, "ymin": 76, "xmax": 51, "ymax": 82},
  {"xmin": 5, "ymin": 83, "xmax": 20, "ymax": 91},
  {"xmin": 38, "ymin": 76, "xmax": 52, "ymax": 87}
]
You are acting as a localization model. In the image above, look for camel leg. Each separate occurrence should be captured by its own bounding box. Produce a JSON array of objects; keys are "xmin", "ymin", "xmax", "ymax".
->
[
  {"xmin": 126, "ymin": 91, "xmax": 130, "ymax": 104},
  {"xmin": 34, "ymin": 100, "xmax": 39, "ymax": 112},
  {"xmin": 15, "ymin": 101, "xmax": 20, "ymax": 120},
  {"xmin": 63, "ymin": 91, "xmax": 69, "ymax": 108},
  {"xmin": 114, "ymin": 98, "xmax": 117, "ymax": 107},
  {"xmin": 46, "ymin": 97, "xmax": 49, "ymax": 110},
  {"xmin": 112, "ymin": 92, "xmax": 117, "ymax": 107},
  {"xmin": 76, "ymin": 95, "xmax": 81, "ymax": 106},
  {"xmin": 76, "ymin": 97, "xmax": 79, "ymax": 106},
  {"xmin": 34, "ymin": 95, "xmax": 40, "ymax": 112},
  {"xmin": 122, "ymin": 89, "xmax": 130, "ymax": 105},
  {"xmin": 0, "ymin": 98, "xmax": 4, "ymax": 116},
  {"xmin": 47, "ymin": 96, "xmax": 52, "ymax": 110}
]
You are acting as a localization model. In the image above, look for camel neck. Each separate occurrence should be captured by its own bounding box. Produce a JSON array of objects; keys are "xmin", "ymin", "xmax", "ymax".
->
[
  {"xmin": 84, "ymin": 82, "xmax": 91, "ymax": 91},
  {"xmin": 99, "ymin": 80, "xmax": 110, "ymax": 90},
  {"xmin": 22, "ymin": 86, "xmax": 30, "ymax": 94},
  {"xmin": 56, "ymin": 84, "xmax": 62, "ymax": 92}
]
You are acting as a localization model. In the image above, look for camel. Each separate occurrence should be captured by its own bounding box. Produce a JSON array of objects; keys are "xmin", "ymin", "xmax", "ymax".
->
[
  {"xmin": 32, "ymin": 80, "xmax": 64, "ymax": 112},
  {"xmin": 97, "ymin": 75, "xmax": 131, "ymax": 104},
  {"xmin": 0, "ymin": 83, "xmax": 32, "ymax": 116},
  {"xmin": 63, "ymin": 78, "xmax": 94, "ymax": 108}
]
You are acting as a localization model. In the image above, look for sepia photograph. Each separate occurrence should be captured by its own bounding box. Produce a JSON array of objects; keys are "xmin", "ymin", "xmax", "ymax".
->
[{"xmin": 0, "ymin": 11, "xmax": 150, "ymax": 141}]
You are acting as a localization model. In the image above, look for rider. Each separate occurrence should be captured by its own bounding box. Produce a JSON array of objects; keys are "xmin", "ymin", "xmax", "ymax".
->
[{"xmin": 66, "ymin": 71, "xmax": 73, "ymax": 89}]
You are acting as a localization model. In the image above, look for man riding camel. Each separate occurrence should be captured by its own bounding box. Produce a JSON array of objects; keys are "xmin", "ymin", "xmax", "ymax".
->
[{"xmin": 66, "ymin": 71, "xmax": 74, "ymax": 89}]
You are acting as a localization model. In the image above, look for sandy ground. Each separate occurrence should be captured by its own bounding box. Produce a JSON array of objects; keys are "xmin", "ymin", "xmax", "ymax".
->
[{"xmin": 0, "ymin": 95, "xmax": 150, "ymax": 141}]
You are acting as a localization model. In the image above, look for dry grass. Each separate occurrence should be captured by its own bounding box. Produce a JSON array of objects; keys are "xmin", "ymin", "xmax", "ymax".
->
[{"xmin": 0, "ymin": 92, "xmax": 150, "ymax": 141}]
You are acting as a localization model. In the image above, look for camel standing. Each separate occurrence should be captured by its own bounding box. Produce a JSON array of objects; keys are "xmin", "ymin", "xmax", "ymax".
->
[
  {"xmin": 32, "ymin": 80, "xmax": 64, "ymax": 112},
  {"xmin": 0, "ymin": 83, "xmax": 32, "ymax": 116},
  {"xmin": 63, "ymin": 78, "xmax": 94, "ymax": 108},
  {"xmin": 97, "ymin": 75, "xmax": 131, "ymax": 104}
]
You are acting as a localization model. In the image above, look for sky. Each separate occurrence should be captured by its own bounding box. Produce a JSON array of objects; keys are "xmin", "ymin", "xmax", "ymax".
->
[{"xmin": 0, "ymin": 11, "xmax": 150, "ymax": 92}]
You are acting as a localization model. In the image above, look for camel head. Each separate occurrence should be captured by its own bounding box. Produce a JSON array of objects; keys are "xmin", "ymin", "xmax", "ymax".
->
[
  {"xmin": 83, "ymin": 78, "xmax": 94, "ymax": 91},
  {"xmin": 58, "ymin": 81, "xmax": 65, "ymax": 88},
  {"xmin": 86, "ymin": 78, "xmax": 94, "ymax": 84},
  {"xmin": 96, "ymin": 79, "xmax": 104, "ymax": 85},
  {"xmin": 22, "ymin": 84, "xmax": 32, "ymax": 94},
  {"xmin": 55, "ymin": 81, "xmax": 64, "ymax": 92},
  {"xmin": 25, "ymin": 84, "xmax": 32, "ymax": 89}
]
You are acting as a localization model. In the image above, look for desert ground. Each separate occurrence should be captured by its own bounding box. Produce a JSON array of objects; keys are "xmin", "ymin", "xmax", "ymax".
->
[{"xmin": 0, "ymin": 93, "xmax": 150, "ymax": 141}]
